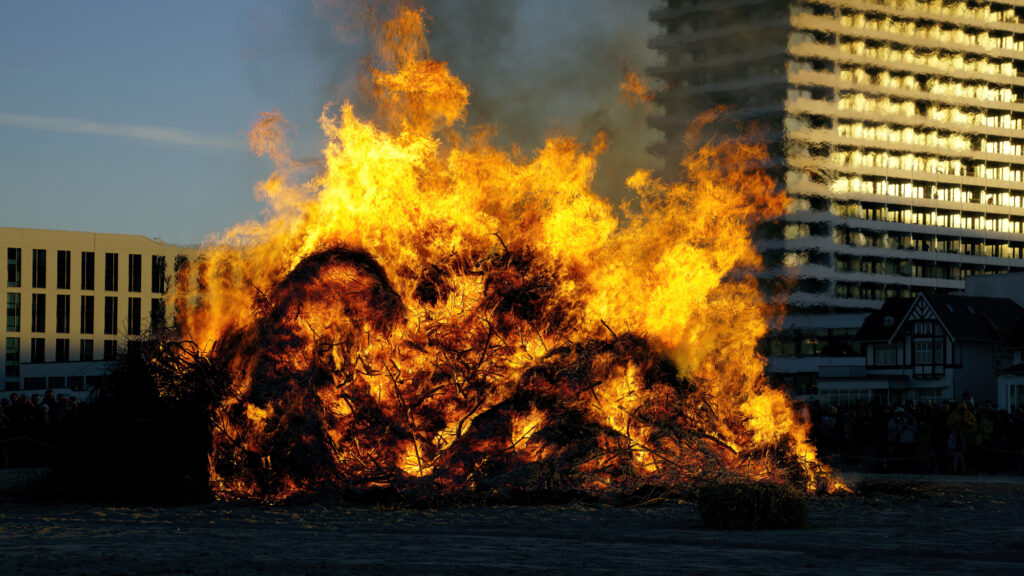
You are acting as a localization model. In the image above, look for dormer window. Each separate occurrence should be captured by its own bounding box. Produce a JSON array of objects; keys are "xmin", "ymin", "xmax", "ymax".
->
[{"xmin": 883, "ymin": 316, "xmax": 894, "ymax": 326}]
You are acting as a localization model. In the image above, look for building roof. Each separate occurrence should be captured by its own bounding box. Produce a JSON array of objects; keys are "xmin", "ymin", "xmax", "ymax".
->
[
  {"xmin": 855, "ymin": 294, "xmax": 1024, "ymax": 343},
  {"xmin": 854, "ymin": 298, "xmax": 913, "ymax": 342},
  {"xmin": 926, "ymin": 294, "xmax": 1024, "ymax": 342},
  {"xmin": 1004, "ymin": 317, "xmax": 1024, "ymax": 349}
]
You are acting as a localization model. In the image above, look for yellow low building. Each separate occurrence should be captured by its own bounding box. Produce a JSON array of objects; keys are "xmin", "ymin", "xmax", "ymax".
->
[{"xmin": 2, "ymin": 227, "xmax": 189, "ymax": 398}]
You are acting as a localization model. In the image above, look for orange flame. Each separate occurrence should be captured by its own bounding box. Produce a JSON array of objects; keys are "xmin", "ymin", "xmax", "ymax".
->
[
  {"xmin": 619, "ymin": 68, "xmax": 656, "ymax": 105},
  {"xmin": 176, "ymin": 6, "xmax": 842, "ymax": 501}
]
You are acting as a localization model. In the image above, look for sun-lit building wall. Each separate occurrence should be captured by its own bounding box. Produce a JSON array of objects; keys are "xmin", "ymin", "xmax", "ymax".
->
[
  {"xmin": 1, "ymin": 227, "xmax": 189, "ymax": 397},
  {"xmin": 650, "ymin": 0, "xmax": 1024, "ymax": 388}
]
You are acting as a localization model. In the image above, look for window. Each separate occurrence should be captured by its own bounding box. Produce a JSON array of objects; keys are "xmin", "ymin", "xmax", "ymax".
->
[
  {"xmin": 32, "ymin": 249, "xmax": 46, "ymax": 288},
  {"xmin": 105, "ymin": 253, "xmax": 118, "ymax": 291},
  {"xmin": 152, "ymin": 255, "xmax": 167, "ymax": 293},
  {"xmin": 103, "ymin": 339, "xmax": 118, "ymax": 360},
  {"xmin": 104, "ymin": 296, "xmax": 117, "ymax": 335},
  {"xmin": 80, "ymin": 295, "xmax": 94, "ymax": 334},
  {"xmin": 6, "ymin": 248, "xmax": 20, "ymax": 287},
  {"xmin": 30, "ymin": 337, "xmax": 45, "ymax": 363},
  {"xmin": 128, "ymin": 253, "xmax": 142, "ymax": 292},
  {"xmin": 55, "ymin": 338, "xmax": 69, "ymax": 362},
  {"xmin": 150, "ymin": 298, "xmax": 166, "ymax": 332},
  {"xmin": 56, "ymin": 294, "xmax": 70, "ymax": 334},
  {"xmin": 6, "ymin": 293, "xmax": 20, "ymax": 332},
  {"xmin": 31, "ymin": 294, "xmax": 45, "ymax": 333},
  {"xmin": 874, "ymin": 344, "xmax": 897, "ymax": 366},
  {"xmin": 913, "ymin": 340, "xmax": 944, "ymax": 365},
  {"xmin": 57, "ymin": 249, "xmax": 71, "ymax": 289},
  {"xmin": 4, "ymin": 338, "xmax": 19, "ymax": 377},
  {"xmin": 127, "ymin": 297, "xmax": 141, "ymax": 335},
  {"xmin": 79, "ymin": 339, "xmax": 93, "ymax": 362},
  {"xmin": 81, "ymin": 251, "xmax": 95, "ymax": 290}
]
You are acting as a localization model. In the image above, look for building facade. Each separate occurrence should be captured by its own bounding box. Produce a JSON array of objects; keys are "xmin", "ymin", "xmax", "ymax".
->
[
  {"xmin": 817, "ymin": 293, "xmax": 1024, "ymax": 407},
  {"xmin": 650, "ymin": 0, "xmax": 1024, "ymax": 390},
  {"xmin": 2, "ymin": 228, "xmax": 185, "ymax": 397}
]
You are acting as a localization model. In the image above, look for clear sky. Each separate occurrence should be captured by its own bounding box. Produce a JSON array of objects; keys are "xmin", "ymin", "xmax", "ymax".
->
[{"xmin": 0, "ymin": 0, "xmax": 659, "ymax": 246}]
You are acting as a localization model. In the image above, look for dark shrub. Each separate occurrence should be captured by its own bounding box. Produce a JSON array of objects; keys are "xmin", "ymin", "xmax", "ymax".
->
[{"xmin": 47, "ymin": 340, "xmax": 224, "ymax": 503}]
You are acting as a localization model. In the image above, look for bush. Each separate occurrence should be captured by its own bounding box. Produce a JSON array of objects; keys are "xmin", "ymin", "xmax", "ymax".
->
[
  {"xmin": 697, "ymin": 482, "xmax": 807, "ymax": 530},
  {"xmin": 46, "ymin": 340, "xmax": 223, "ymax": 503}
]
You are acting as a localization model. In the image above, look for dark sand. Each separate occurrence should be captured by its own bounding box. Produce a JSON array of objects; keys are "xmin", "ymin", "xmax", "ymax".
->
[{"xmin": 2, "ymin": 475, "xmax": 1023, "ymax": 575}]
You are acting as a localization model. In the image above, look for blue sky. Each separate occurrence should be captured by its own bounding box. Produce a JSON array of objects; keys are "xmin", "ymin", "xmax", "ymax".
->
[{"xmin": 0, "ymin": 0, "xmax": 658, "ymax": 245}]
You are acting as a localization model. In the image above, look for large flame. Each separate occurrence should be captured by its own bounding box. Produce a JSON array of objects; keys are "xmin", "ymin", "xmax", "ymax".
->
[{"xmin": 176, "ymin": 7, "xmax": 840, "ymax": 501}]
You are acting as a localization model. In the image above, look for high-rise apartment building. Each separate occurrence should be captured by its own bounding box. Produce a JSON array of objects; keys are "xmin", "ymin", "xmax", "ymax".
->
[
  {"xmin": 1, "ymin": 228, "xmax": 186, "ymax": 397},
  {"xmin": 650, "ymin": 0, "xmax": 1024, "ymax": 390}
]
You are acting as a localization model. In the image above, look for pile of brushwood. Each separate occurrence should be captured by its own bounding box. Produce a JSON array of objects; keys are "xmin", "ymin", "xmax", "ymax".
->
[{"xmin": 204, "ymin": 245, "xmax": 811, "ymax": 504}]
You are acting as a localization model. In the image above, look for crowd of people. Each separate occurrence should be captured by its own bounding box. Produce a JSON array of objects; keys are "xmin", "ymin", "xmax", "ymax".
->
[
  {"xmin": 807, "ymin": 392, "xmax": 1024, "ymax": 475},
  {"xmin": 0, "ymin": 390, "xmax": 81, "ymax": 468}
]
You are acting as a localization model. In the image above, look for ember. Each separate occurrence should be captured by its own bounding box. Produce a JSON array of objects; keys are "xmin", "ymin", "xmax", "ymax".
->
[{"xmin": 174, "ymin": 6, "xmax": 842, "ymax": 502}]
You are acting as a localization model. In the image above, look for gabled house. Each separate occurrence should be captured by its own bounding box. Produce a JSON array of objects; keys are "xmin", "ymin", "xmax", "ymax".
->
[
  {"xmin": 817, "ymin": 293, "xmax": 1024, "ymax": 407},
  {"xmin": 997, "ymin": 318, "xmax": 1024, "ymax": 411}
]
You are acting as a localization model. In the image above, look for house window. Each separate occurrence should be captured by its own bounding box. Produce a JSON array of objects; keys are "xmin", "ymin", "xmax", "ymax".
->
[
  {"xmin": 103, "ymin": 339, "xmax": 118, "ymax": 361},
  {"xmin": 80, "ymin": 339, "xmax": 93, "ymax": 362},
  {"xmin": 875, "ymin": 344, "xmax": 897, "ymax": 366},
  {"xmin": 81, "ymin": 251, "xmax": 95, "ymax": 290},
  {"xmin": 105, "ymin": 253, "xmax": 118, "ymax": 291},
  {"xmin": 914, "ymin": 340, "xmax": 932, "ymax": 365},
  {"xmin": 104, "ymin": 296, "xmax": 117, "ymax": 335},
  {"xmin": 4, "ymin": 338, "xmax": 19, "ymax": 377},
  {"xmin": 152, "ymin": 255, "xmax": 167, "ymax": 293},
  {"xmin": 914, "ymin": 340, "xmax": 944, "ymax": 365},
  {"xmin": 6, "ymin": 293, "xmax": 20, "ymax": 332},
  {"xmin": 31, "ymin": 249, "xmax": 46, "ymax": 288},
  {"xmin": 30, "ymin": 337, "xmax": 45, "ymax": 363},
  {"xmin": 7, "ymin": 248, "xmax": 21, "ymax": 287},
  {"xmin": 128, "ymin": 253, "xmax": 142, "ymax": 293},
  {"xmin": 55, "ymin": 338, "xmax": 69, "ymax": 362},
  {"xmin": 127, "ymin": 297, "xmax": 141, "ymax": 336},
  {"xmin": 80, "ymin": 295, "xmax": 94, "ymax": 334},
  {"xmin": 57, "ymin": 250, "xmax": 71, "ymax": 290},
  {"xmin": 56, "ymin": 294, "xmax": 70, "ymax": 334},
  {"xmin": 31, "ymin": 294, "xmax": 45, "ymax": 333}
]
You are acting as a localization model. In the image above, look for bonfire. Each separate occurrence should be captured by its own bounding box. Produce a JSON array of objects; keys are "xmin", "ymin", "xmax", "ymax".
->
[{"xmin": 170, "ymin": 7, "xmax": 840, "ymax": 502}]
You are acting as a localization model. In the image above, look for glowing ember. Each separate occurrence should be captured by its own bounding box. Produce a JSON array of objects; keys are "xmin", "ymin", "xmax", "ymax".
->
[{"xmin": 176, "ymin": 7, "xmax": 841, "ymax": 501}]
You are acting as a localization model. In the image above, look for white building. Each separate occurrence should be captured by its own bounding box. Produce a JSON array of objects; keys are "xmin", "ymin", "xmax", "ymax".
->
[
  {"xmin": 2, "ymin": 227, "xmax": 187, "ymax": 398},
  {"xmin": 649, "ymin": 0, "xmax": 1024, "ymax": 393}
]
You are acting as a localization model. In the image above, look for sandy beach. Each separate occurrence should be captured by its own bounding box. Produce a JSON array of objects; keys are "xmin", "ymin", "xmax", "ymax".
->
[{"xmin": 1, "ymin": 474, "xmax": 1022, "ymax": 575}]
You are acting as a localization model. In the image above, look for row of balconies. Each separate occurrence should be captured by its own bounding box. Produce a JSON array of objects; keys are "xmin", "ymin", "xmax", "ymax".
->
[
  {"xmin": 789, "ymin": 40, "xmax": 1024, "ymax": 87},
  {"xmin": 653, "ymin": 0, "xmax": 1024, "ymax": 33},
  {"xmin": 849, "ymin": 0, "xmax": 1022, "ymax": 27},
  {"xmin": 824, "ymin": 148, "xmax": 1024, "ymax": 182},
  {"xmin": 788, "ymin": 166, "xmax": 1024, "ymax": 211},
  {"xmin": 836, "ymin": 13, "xmax": 1024, "ymax": 52},
  {"xmin": 771, "ymin": 202, "xmax": 1024, "ymax": 245},
  {"xmin": 834, "ymin": 92, "xmax": 1024, "ymax": 129},
  {"xmin": 776, "ymin": 214, "xmax": 1024, "ymax": 247},
  {"xmin": 797, "ymin": 122, "xmax": 1024, "ymax": 159},
  {"xmin": 794, "ymin": 9, "xmax": 1024, "ymax": 61}
]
